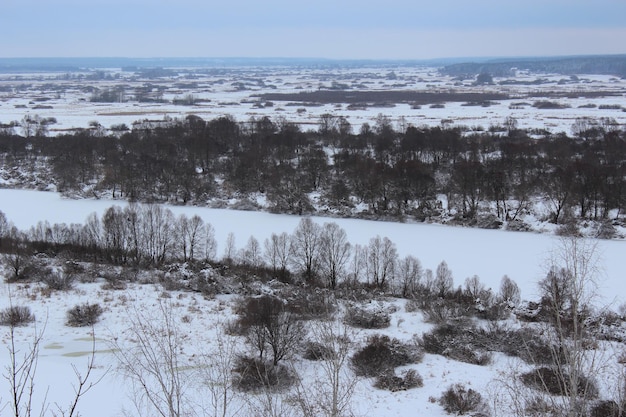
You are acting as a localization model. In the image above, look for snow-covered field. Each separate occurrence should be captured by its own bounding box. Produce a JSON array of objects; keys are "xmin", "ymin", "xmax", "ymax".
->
[
  {"xmin": 1, "ymin": 63, "xmax": 626, "ymax": 417},
  {"xmin": 1, "ymin": 66, "xmax": 625, "ymax": 135},
  {"xmin": 1, "ymin": 189, "xmax": 625, "ymax": 416}
]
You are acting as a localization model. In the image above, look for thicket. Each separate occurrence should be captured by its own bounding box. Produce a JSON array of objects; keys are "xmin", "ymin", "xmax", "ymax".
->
[{"xmin": 1, "ymin": 113, "xmax": 625, "ymax": 226}]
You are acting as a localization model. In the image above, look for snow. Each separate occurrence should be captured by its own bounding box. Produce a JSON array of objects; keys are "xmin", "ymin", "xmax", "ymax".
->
[
  {"xmin": 1, "ymin": 64, "xmax": 626, "ymax": 416},
  {"xmin": 1, "ymin": 189, "xmax": 625, "ymax": 416}
]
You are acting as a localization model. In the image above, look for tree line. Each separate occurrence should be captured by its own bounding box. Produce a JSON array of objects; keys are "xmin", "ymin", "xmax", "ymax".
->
[
  {"xmin": 1, "ymin": 113, "xmax": 626, "ymax": 226},
  {"xmin": 0, "ymin": 206, "xmax": 487, "ymax": 299}
]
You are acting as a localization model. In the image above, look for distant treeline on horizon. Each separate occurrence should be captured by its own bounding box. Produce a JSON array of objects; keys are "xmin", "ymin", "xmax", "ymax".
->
[{"xmin": 0, "ymin": 55, "xmax": 625, "ymax": 75}]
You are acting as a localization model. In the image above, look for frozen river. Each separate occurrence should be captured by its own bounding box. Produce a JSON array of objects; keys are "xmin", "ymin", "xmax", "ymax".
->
[{"xmin": 1, "ymin": 188, "xmax": 625, "ymax": 303}]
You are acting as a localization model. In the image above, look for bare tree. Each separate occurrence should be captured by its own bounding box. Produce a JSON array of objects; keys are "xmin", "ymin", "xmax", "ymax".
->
[
  {"xmin": 422, "ymin": 268, "xmax": 435, "ymax": 296},
  {"xmin": 366, "ymin": 235, "xmax": 397, "ymax": 290},
  {"xmin": 291, "ymin": 318, "xmax": 358, "ymax": 417},
  {"xmin": 290, "ymin": 218, "xmax": 321, "ymax": 283},
  {"xmin": 241, "ymin": 236, "xmax": 263, "ymax": 269},
  {"xmin": 494, "ymin": 237, "xmax": 605, "ymax": 417},
  {"xmin": 102, "ymin": 205, "xmax": 129, "ymax": 264},
  {"xmin": 0, "ymin": 209, "xmax": 9, "ymax": 248},
  {"xmin": 223, "ymin": 232, "xmax": 236, "ymax": 265},
  {"xmin": 4, "ymin": 320, "xmax": 46, "ymax": 417},
  {"xmin": 3, "ymin": 299, "xmax": 103, "ymax": 417},
  {"xmin": 538, "ymin": 237, "xmax": 601, "ymax": 417},
  {"xmin": 204, "ymin": 223, "xmax": 218, "ymax": 262},
  {"xmin": 82, "ymin": 212, "xmax": 102, "ymax": 253},
  {"xmin": 176, "ymin": 214, "xmax": 205, "ymax": 262},
  {"xmin": 433, "ymin": 260, "xmax": 453, "ymax": 298},
  {"xmin": 264, "ymin": 232, "xmax": 292, "ymax": 281},
  {"xmin": 346, "ymin": 244, "xmax": 366, "ymax": 289},
  {"xmin": 141, "ymin": 204, "xmax": 176, "ymax": 265},
  {"xmin": 498, "ymin": 275, "xmax": 521, "ymax": 306},
  {"xmin": 111, "ymin": 301, "xmax": 190, "ymax": 417},
  {"xmin": 239, "ymin": 296, "xmax": 305, "ymax": 366},
  {"xmin": 2, "ymin": 227, "xmax": 32, "ymax": 282},
  {"xmin": 318, "ymin": 223, "xmax": 351, "ymax": 289},
  {"xmin": 197, "ymin": 323, "xmax": 243, "ymax": 417},
  {"xmin": 464, "ymin": 275, "xmax": 486, "ymax": 301},
  {"xmin": 395, "ymin": 255, "xmax": 422, "ymax": 298}
]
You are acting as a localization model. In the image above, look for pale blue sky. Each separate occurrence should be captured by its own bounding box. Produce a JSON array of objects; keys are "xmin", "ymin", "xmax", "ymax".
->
[{"xmin": 2, "ymin": 0, "xmax": 625, "ymax": 59}]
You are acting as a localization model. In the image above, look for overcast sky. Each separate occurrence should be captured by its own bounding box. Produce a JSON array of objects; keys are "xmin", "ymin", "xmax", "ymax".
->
[{"xmin": 2, "ymin": 0, "xmax": 625, "ymax": 59}]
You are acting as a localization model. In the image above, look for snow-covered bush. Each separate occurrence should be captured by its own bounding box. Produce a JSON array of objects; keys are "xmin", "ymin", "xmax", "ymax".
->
[
  {"xmin": 302, "ymin": 341, "xmax": 335, "ymax": 361},
  {"xmin": 345, "ymin": 305, "xmax": 390, "ymax": 329},
  {"xmin": 42, "ymin": 271, "xmax": 75, "ymax": 291},
  {"xmin": 439, "ymin": 383, "xmax": 489, "ymax": 416},
  {"xmin": 374, "ymin": 369, "xmax": 423, "ymax": 391},
  {"xmin": 232, "ymin": 355, "xmax": 296, "ymax": 392},
  {"xmin": 590, "ymin": 400, "xmax": 622, "ymax": 417},
  {"xmin": 351, "ymin": 334, "xmax": 423, "ymax": 377},
  {"xmin": 520, "ymin": 366, "xmax": 599, "ymax": 399},
  {"xmin": 66, "ymin": 303, "xmax": 103, "ymax": 327},
  {"xmin": 421, "ymin": 299, "xmax": 469, "ymax": 323},
  {"xmin": 0, "ymin": 305, "xmax": 34, "ymax": 326},
  {"xmin": 420, "ymin": 322, "xmax": 492, "ymax": 365}
]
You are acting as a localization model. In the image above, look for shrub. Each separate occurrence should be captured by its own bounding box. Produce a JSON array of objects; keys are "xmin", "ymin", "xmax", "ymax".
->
[
  {"xmin": 303, "ymin": 341, "xmax": 335, "ymax": 361},
  {"xmin": 405, "ymin": 299, "xmax": 421, "ymax": 313},
  {"xmin": 420, "ymin": 323, "xmax": 492, "ymax": 365},
  {"xmin": 533, "ymin": 100, "xmax": 570, "ymax": 109},
  {"xmin": 599, "ymin": 104, "xmax": 622, "ymax": 110},
  {"xmin": 351, "ymin": 334, "xmax": 423, "ymax": 377},
  {"xmin": 66, "ymin": 303, "xmax": 103, "ymax": 327},
  {"xmin": 520, "ymin": 367, "xmax": 599, "ymax": 399},
  {"xmin": 281, "ymin": 288, "xmax": 337, "ymax": 320},
  {"xmin": 224, "ymin": 318, "xmax": 247, "ymax": 336},
  {"xmin": 0, "ymin": 306, "xmax": 35, "ymax": 326},
  {"xmin": 374, "ymin": 369, "xmax": 423, "ymax": 391},
  {"xmin": 590, "ymin": 400, "xmax": 622, "ymax": 417},
  {"xmin": 524, "ymin": 396, "xmax": 558, "ymax": 416},
  {"xmin": 344, "ymin": 306, "xmax": 390, "ymax": 329},
  {"xmin": 479, "ymin": 325, "xmax": 555, "ymax": 365},
  {"xmin": 421, "ymin": 299, "xmax": 470, "ymax": 324},
  {"xmin": 232, "ymin": 355, "xmax": 296, "ymax": 392},
  {"xmin": 439, "ymin": 383, "xmax": 489, "ymax": 416},
  {"xmin": 43, "ymin": 271, "xmax": 75, "ymax": 291}
]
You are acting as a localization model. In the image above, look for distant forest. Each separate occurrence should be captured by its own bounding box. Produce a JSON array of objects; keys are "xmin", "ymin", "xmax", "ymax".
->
[
  {"xmin": 1, "ymin": 113, "xmax": 625, "ymax": 231},
  {"xmin": 2, "ymin": 55, "xmax": 626, "ymax": 77},
  {"xmin": 442, "ymin": 55, "xmax": 626, "ymax": 78}
]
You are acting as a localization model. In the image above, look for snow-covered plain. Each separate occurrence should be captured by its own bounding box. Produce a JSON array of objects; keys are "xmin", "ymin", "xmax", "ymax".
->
[
  {"xmin": 1, "ymin": 66, "xmax": 625, "ymax": 135},
  {"xmin": 1, "ymin": 63, "xmax": 626, "ymax": 417}
]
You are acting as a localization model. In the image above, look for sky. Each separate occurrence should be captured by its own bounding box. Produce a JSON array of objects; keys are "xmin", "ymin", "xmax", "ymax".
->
[{"xmin": 2, "ymin": 0, "xmax": 626, "ymax": 59}]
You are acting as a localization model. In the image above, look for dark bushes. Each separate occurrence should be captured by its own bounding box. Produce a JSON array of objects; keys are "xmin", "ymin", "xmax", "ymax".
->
[
  {"xmin": 232, "ymin": 355, "xmax": 296, "ymax": 392},
  {"xmin": 590, "ymin": 400, "xmax": 623, "ymax": 417},
  {"xmin": 439, "ymin": 383, "xmax": 489, "ymax": 416},
  {"xmin": 43, "ymin": 271, "xmax": 75, "ymax": 290},
  {"xmin": 420, "ymin": 323, "xmax": 492, "ymax": 365},
  {"xmin": 520, "ymin": 366, "xmax": 599, "ymax": 399},
  {"xmin": 351, "ymin": 334, "xmax": 423, "ymax": 377},
  {"xmin": 303, "ymin": 341, "xmax": 335, "ymax": 361},
  {"xmin": 66, "ymin": 303, "xmax": 103, "ymax": 327},
  {"xmin": 344, "ymin": 306, "xmax": 390, "ymax": 329},
  {"xmin": 0, "ymin": 305, "xmax": 35, "ymax": 326},
  {"xmin": 374, "ymin": 369, "xmax": 423, "ymax": 391},
  {"xmin": 479, "ymin": 325, "xmax": 556, "ymax": 365}
]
